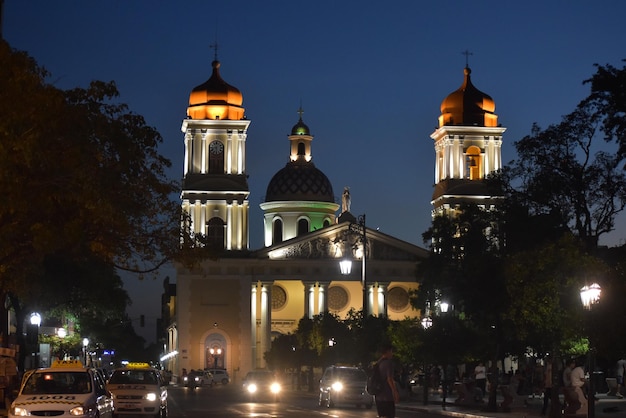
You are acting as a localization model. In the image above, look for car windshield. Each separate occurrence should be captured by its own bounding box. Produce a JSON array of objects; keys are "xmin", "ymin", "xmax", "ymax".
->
[
  {"xmin": 246, "ymin": 372, "xmax": 273, "ymax": 381},
  {"xmin": 332, "ymin": 369, "xmax": 367, "ymax": 381},
  {"xmin": 109, "ymin": 370, "xmax": 158, "ymax": 385},
  {"xmin": 22, "ymin": 371, "xmax": 92, "ymax": 395}
]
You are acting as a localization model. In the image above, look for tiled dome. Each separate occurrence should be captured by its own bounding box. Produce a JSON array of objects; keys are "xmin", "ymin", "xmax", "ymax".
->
[{"xmin": 265, "ymin": 160, "xmax": 334, "ymax": 203}]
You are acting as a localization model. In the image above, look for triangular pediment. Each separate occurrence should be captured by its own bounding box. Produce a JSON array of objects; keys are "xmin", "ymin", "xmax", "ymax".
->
[{"xmin": 254, "ymin": 222, "xmax": 428, "ymax": 262}]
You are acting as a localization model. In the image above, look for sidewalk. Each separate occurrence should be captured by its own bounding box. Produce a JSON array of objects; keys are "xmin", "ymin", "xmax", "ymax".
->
[{"xmin": 397, "ymin": 390, "xmax": 626, "ymax": 418}]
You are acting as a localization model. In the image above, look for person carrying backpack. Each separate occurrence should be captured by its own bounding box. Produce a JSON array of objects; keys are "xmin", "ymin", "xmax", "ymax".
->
[{"xmin": 374, "ymin": 343, "xmax": 400, "ymax": 418}]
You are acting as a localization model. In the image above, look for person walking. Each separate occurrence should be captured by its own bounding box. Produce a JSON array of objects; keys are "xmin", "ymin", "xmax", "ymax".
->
[
  {"xmin": 541, "ymin": 355, "xmax": 553, "ymax": 415},
  {"xmin": 474, "ymin": 362, "xmax": 487, "ymax": 400},
  {"xmin": 616, "ymin": 358, "xmax": 626, "ymax": 398},
  {"xmin": 374, "ymin": 343, "xmax": 400, "ymax": 418},
  {"xmin": 570, "ymin": 359, "xmax": 588, "ymax": 413}
]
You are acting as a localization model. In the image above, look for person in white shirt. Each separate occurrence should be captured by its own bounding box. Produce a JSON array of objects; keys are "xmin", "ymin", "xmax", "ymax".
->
[{"xmin": 570, "ymin": 361, "xmax": 588, "ymax": 412}]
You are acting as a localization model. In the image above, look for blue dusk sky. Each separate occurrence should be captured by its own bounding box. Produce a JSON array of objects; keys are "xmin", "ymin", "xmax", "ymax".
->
[{"xmin": 4, "ymin": 1, "xmax": 626, "ymax": 343}]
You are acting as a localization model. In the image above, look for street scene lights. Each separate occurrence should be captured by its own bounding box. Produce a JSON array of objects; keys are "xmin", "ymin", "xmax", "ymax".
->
[
  {"xmin": 82, "ymin": 338, "xmax": 89, "ymax": 366},
  {"xmin": 209, "ymin": 347, "xmax": 222, "ymax": 369},
  {"xmin": 580, "ymin": 282, "xmax": 601, "ymax": 418},
  {"xmin": 339, "ymin": 214, "xmax": 367, "ymax": 317},
  {"xmin": 28, "ymin": 312, "xmax": 41, "ymax": 368}
]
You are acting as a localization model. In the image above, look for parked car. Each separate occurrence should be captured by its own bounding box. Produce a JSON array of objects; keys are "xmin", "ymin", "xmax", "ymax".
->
[
  {"xmin": 319, "ymin": 365, "xmax": 373, "ymax": 409},
  {"xmin": 205, "ymin": 368, "xmax": 230, "ymax": 385}
]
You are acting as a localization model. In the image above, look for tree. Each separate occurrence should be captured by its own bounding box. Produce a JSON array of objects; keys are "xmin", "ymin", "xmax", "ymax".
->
[
  {"xmin": 510, "ymin": 97, "xmax": 626, "ymax": 251},
  {"xmin": 584, "ymin": 60, "xmax": 626, "ymax": 163},
  {"xmin": 0, "ymin": 40, "xmax": 189, "ymax": 359}
]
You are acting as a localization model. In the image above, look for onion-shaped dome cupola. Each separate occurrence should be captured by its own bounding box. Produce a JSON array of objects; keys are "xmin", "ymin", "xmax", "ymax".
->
[
  {"xmin": 187, "ymin": 60, "xmax": 245, "ymax": 120},
  {"xmin": 265, "ymin": 108, "xmax": 334, "ymax": 203},
  {"xmin": 438, "ymin": 66, "xmax": 498, "ymax": 128},
  {"xmin": 291, "ymin": 115, "xmax": 310, "ymax": 136}
]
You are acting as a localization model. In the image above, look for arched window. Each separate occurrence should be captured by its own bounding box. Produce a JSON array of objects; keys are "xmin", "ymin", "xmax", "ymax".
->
[
  {"xmin": 272, "ymin": 219, "xmax": 283, "ymax": 245},
  {"xmin": 297, "ymin": 218, "xmax": 309, "ymax": 236},
  {"xmin": 297, "ymin": 142, "xmax": 305, "ymax": 157},
  {"xmin": 209, "ymin": 140, "xmax": 225, "ymax": 174},
  {"xmin": 207, "ymin": 217, "xmax": 225, "ymax": 249},
  {"xmin": 323, "ymin": 219, "xmax": 331, "ymax": 228},
  {"xmin": 465, "ymin": 146, "xmax": 482, "ymax": 180}
]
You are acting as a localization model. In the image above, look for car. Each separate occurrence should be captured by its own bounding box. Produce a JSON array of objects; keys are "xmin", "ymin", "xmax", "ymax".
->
[
  {"xmin": 183, "ymin": 370, "xmax": 213, "ymax": 388},
  {"xmin": 318, "ymin": 365, "xmax": 373, "ymax": 409},
  {"xmin": 205, "ymin": 368, "xmax": 230, "ymax": 385},
  {"xmin": 9, "ymin": 359, "xmax": 113, "ymax": 418},
  {"xmin": 106, "ymin": 362, "xmax": 168, "ymax": 418},
  {"xmin": 242, "ymin": 370, "xmax": 281, "ymax": 401}
]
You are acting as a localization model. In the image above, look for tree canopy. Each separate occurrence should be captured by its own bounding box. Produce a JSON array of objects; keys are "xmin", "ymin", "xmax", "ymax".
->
[{"xmin": 0, "ymin": 40, "xmax": 185, "ymax": 362}]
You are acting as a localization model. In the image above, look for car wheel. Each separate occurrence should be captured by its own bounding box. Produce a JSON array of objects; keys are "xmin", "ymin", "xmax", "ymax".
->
[{"xmin": 221, "ymin": 378, "xmax": 229, "ymax": 385}]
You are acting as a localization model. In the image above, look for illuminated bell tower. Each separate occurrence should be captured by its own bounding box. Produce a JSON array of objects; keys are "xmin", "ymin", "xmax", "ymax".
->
[
  {"xmin": 430, "ymin": 66, "xmax": 506, "ymax": 217},
  {"xmin": 181, "ymin": 59, "xmax": 250, "ymax": 250}
]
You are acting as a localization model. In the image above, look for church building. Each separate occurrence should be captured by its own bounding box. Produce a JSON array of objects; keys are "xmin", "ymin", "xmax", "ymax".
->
[{"xmin": 163, "ymin": 57, "xmax": 504, "ymax": 383}]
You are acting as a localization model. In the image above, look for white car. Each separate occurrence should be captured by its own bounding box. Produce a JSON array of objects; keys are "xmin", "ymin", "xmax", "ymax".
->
[
  {"xmin": 106, "ymin": 363, "xmax": 167, "ymax": 418},
  {"xmin": 205, "ymin": 368, "xmax": 230, "ymax": 385},
  {"xmin": 9, "ymin": 359, "xmax": 113, "ymax": 418}
]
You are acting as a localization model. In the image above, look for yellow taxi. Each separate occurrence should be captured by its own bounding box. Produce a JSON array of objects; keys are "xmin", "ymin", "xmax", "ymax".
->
[
  {"xmin": 9, "ymin": 359, "xmax": 113, "ymax": 418},
  {"xmin": 106, "ymin": 362, "xmax": 167, "ymax": 418}
]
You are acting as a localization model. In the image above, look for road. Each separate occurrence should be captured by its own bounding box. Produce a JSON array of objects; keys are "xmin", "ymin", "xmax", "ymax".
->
[{"xmin": 166, "ymin": 384, "xmax": 424, "ymax": 418}]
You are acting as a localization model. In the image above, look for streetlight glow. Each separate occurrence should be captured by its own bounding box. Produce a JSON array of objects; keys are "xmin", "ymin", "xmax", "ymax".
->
[
  {"xmin": 30, "ymin": 312, "xmax": 42, "ymax": 326},
  {"xmin": 580, "ymin": 283, "xmax": 601, "ymax": 309}
]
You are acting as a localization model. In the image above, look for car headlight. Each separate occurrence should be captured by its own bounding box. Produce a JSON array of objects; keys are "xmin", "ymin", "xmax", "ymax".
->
[
  {"xmin": 11, "ymin": 406, "xmax": 29, "ymax": 417},
  {"xmin": 331, "ymin": 381, "xmax": 343, "ymax": 391},
  {"xmin": 194, "ymin": 377, "xmax": 200, "ymax": 382},
  {"xmin": 69, "ymin": 405, "xmax": 86, "ymax": 416},
  {"xmin": 270, "ymin": 382, "xmax": 281, "ymax": 394},
  {"xmin": 183, "ymin": 376, "xmax": 188, "ymax": 382},
  {"xmin": 247, "ymin": 383, "xmax": 258, "ymax": 393},
  {"xmin": 145, "ymin": 393, "xmax": 157, "ymax": 402}
]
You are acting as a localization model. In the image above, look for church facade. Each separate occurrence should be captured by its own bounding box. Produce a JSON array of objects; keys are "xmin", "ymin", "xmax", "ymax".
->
[{"xmin": 162, "ymin": 58, "xmax": 504, "ymax": 383}]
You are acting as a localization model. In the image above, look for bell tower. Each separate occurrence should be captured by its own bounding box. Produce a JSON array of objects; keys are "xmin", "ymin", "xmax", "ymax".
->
[
  {"xmin": 181, "ymin": 59, "xmax": 250, "ymax": 250},
  {"xmin": 430, "ymin": 66, "xmax": 506, "ymax": 217}
]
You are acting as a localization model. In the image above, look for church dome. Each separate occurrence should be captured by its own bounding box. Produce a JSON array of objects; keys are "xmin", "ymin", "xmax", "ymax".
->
[
  {"xmin": 439, "ymin": 67, "xmax": 498, "ymax": 127},
  {"xmin": 187, "ymin": 60, "xmax": 245, "ymax": 120},
  {"xmin": 265, "ymin": 160, "xmax": 335, "ymax": 203},
  {"xmin": 291, "ymin": 117, "xmax": 310, "ymax": 136}
]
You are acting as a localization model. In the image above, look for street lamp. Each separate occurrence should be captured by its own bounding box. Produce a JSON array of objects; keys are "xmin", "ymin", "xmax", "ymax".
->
[
  {"xmin": 29, "ymin": 313, "xmax": 41, "ymax": 368},
  {"xmin": 580, "ymin": 282, "xmax": 601, "ymax": 418},
  {"xmin": 82, "ymin": 338, "xmax": 89, "ymax": 366},
  {"xmin": 209, "ymin": 347, "xmax": 222, "ymax": 369},
  {"xmin": 338, "ymin": 214, "xmax": 367, "ymax": 317}
]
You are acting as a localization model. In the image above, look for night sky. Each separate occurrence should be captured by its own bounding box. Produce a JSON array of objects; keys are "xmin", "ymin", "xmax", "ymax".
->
[{"xmin": 4, "ymin": 1, "xmax": 626, "ymax": 343}]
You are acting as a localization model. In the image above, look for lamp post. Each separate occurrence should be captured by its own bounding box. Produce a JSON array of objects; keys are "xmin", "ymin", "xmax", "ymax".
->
[
  {"xmin": 209, "ymin": 347, "xmax": 222, "ymax": 369},
  {"xmin": 580, "ymin": 283, "xmax": 601, "ymax": 418},
  {"xmin": 339, "ymin": 214, "xmax": 367, "ymax": 318},
  {"xmin": 82, "ymin": 338, "xmax": 89, "ymax": 366},
  {"xmin": 29, "ymin": 313, "xmax": 41, "ymax": 368}
]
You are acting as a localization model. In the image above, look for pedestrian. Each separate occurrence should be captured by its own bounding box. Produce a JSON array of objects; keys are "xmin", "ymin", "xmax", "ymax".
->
[
  {"xmin": 474, "ymin": 362, "xmax": 487, "ymax": 399},
  {"xmin": 616, "ymin": 358, "xmax": 626, "ymax": 398},
  {"xmin": 563, "ymin": 359, "xmax": 575, "ymax": 388},
  {"xmin": 571, "ymin": 359, "xmax": 588, "ymax": 411},
  {"xmin": 374, "ymin": 343, "xmax": 400, "ymax": 418},
  {"xmin": 541, "ymin": 355, "xmax": 552, "ymax": 415}
]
